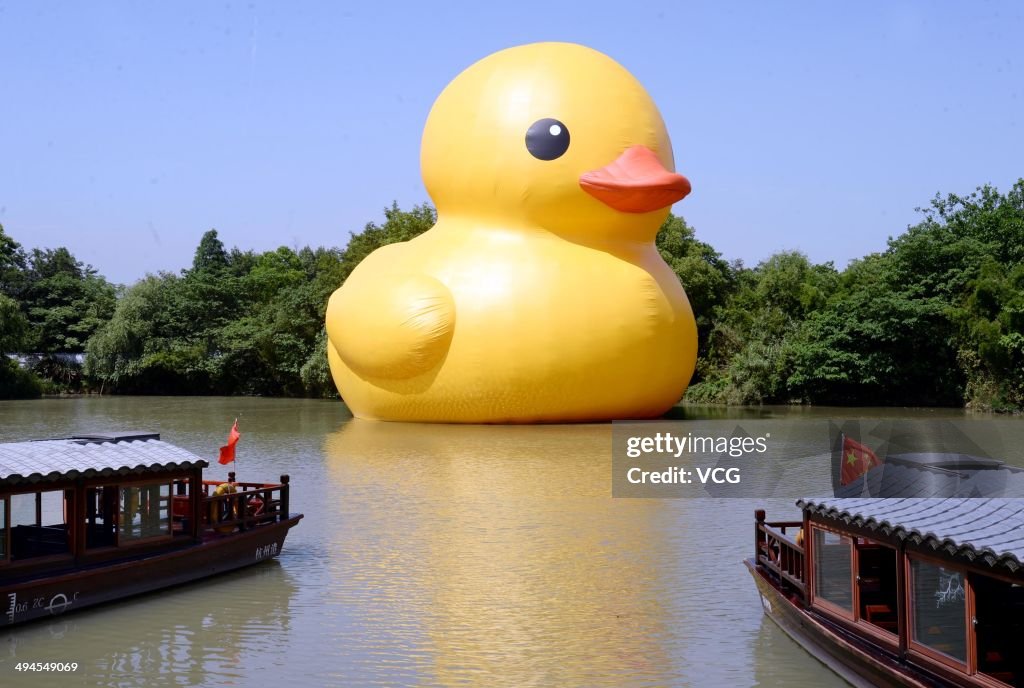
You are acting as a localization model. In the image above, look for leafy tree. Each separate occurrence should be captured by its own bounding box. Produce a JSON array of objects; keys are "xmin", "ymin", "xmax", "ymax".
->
[
  {"xmin": 687, "ymin": 251, "xmax": 836, "ymax": 403},
  {"xmin": 0, "ymin": 359, "xmax": 41, "ymax": 399},
  {"xmin": 217, "ymin": 247, "xmax": 318, "ymax": 395},
  {"xmin": 952, "ymin": 259, "xmax": 1024, "ymax": 410},
  {"xmin": 85, "ymin": 274, "xmax": 193, "ymax": 393},
  {"xmin": 655, "ymin": 213, "xmax": 734, "ymax": 360},
  {"xmin": 300, "ymin": 328, "xmax": 336, "ymax": 398},
  {"xmin": 0, "ymin": 291, "xmax": 41, "ymax": 398},
  {"xmin": 18, "ymin": 247, "xmax": 116, "ymax": 353},
  {"xmin": 0, "ymin": 224, "xmax": 27, "ymax": 298},
  {"xmin": 912, "ymin": 182, "xmax": 1024, "ymax": 269},
  {"xmin": 191, "ymin": 229, "xmax": 230, "ymax": 274},
  {"xmin": 86, "ymin": 231, "xmax": 348, "ymax": 396},
  {"xmin": 0, "ymin": 293, "xmax": 30, "ymax": 353},
  {"xmin": 787, "ymin": 255, "xmax": 962, "ymax": 405}
]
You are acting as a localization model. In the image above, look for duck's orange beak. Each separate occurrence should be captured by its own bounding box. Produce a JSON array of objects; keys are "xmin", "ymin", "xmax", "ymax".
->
[{"xmin": 579, "ymin": 145, "xmax": 691, "ymax": 214}]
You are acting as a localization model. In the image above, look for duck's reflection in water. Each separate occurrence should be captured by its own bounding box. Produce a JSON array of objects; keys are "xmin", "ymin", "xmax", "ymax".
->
[{"xmin": 323, "ymin": 420, "xmax": 683, "ymax": 686}]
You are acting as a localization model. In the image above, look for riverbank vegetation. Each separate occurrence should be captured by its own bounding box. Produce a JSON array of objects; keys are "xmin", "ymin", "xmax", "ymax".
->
[
  {"xmin": 685, "ymin": 181, "xmax": 1024, "ymax": 411},
  {"xmin": 1, "ymin": 181, "xmax": 1022, "ymax": 410}
]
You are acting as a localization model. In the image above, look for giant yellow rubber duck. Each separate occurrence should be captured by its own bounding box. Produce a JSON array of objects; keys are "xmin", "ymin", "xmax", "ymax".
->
[{"xmin": 326, "ymin": 42, "xmax": 697, "ymax": 422}]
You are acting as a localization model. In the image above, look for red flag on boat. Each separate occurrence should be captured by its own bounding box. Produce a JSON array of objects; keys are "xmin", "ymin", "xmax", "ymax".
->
[
  {"xmin": 219, "ymin": 420, "xmax": 240, "ymax": 465},
  {"xmin": 840, "ymin": 434, "xmax": 881, "ymax": 485}
]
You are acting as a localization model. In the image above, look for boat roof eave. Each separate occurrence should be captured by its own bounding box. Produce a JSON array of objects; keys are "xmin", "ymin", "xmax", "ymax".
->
[
  {"xmin": 798, "ymin": 497, "xmax": 1024, "ymax": 575},
  {"xmin": 0, "ymin": 433, "xmax": 210, "ymax": 489}
]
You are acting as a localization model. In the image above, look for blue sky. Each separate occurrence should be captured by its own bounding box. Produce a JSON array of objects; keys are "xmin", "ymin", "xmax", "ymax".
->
[{"xmin": 1, "ymin": 2, "xmax": 1021, "ymax": 285}]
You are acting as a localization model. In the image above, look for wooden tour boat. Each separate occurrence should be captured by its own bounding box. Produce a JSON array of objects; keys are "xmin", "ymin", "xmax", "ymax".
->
[
  {"xmin": 0, "ymin": 431, "xmax": 303, "ymax": 626},
  {"xmin": 748, "ymin": 498, "xmax": 1024, "ymax": 687}
]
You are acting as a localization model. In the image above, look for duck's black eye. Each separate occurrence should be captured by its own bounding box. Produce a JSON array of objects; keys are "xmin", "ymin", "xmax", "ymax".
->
[{"xmin": 525, "ymin": 118, "xmax": 570, "ymax": 160}]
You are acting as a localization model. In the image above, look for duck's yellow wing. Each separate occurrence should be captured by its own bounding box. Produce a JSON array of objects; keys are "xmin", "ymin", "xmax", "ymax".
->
[{"xmin": 326, "ymin": 270, "xmax": 455, "ymax": 380}]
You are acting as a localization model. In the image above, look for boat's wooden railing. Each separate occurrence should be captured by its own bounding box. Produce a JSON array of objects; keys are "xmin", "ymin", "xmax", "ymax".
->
[
  {"xmin": 754, "ymin": 509, "xmax": 805, "ymax": 599},
  {"xmin": 200, "ymin": 473, "xmax": 291, "ymax": 535}
]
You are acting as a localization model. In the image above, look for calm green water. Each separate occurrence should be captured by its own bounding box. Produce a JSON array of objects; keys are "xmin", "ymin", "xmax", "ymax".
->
[{"xmin": 0, "ymin": 397, "xmax": 1020, "ymax": 687}]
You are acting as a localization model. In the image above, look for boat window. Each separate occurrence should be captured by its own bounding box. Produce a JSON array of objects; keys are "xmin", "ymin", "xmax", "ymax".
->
[
  {"xmin": 171, "ymin": 479, "xmax": 192, "ymax": 535},
  {"xmin": 0, "ymin": 497, "xmax": 6, "ymax": 560},
  {"xmin": 857, "ymin": 543, "xmax": 898, "ymax": 635},
  {"xmin": 972, "ymin": 572, "xmax": 1024, "ymax": 685},
  {"xmin": 812, "ymin": 527, "xmax": 853, "ymax": 612},
  {"xmin": 85, "ymin": 486, "xmax": 118, "ymax": 549},
  {"xmin": 909, "ymin": 557, "xmax": 966, "ymax": 664},
  {"xmin": 120, "ymin": 484, "xmax": 172, "ymax": 542},
  {"xmin": 9, "ymin": 490, "xmax": 71, "ymax": 560}
]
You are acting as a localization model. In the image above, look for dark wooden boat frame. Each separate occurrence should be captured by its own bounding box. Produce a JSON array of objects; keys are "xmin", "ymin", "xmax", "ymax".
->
[
  {"xmin": 0, "ymin": 432, "xmax": 302, "ymax": 626},
  {"xmin": 747, "ymin": 501, "xmax": 1024, "ymax": 688}
]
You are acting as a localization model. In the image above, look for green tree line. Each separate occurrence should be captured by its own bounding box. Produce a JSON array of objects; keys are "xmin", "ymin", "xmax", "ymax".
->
[
  {"xmin": 1, "ymin": 181, "xmax": 1022, "ymax": 410},
  {"xmin": 0, "ymin": 204, "xmax": 436, "ymax": 399},
  {"xmin": 687, "ymin": 181, "xmax": 1024, "ymax": 411}
]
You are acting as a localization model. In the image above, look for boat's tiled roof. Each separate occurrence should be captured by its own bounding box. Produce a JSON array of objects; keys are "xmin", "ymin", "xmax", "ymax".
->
[
  {"xmin": 832, "ymin": 454, "xmax": 1024, "ymax": 498},
  {"xmin": 799, "ymin": 497, "xmax": 1024, "ymax": 573},
  {"xmin": 0, "ymin": 433, "xmax": 208, "ymax": 486}
]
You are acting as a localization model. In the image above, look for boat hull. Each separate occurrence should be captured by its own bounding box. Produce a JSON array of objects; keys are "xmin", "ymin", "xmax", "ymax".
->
[
  {"xmin": 745, "ymin": 560, "xmax": 936, "ymax": 688},
  {"xmin": 3, "ymin": 515, "xmax": 302, "ymax": 627}
]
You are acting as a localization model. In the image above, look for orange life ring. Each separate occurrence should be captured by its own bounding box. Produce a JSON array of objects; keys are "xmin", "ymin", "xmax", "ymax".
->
[{"xmin": 209, "ymin": 483, "xmax": 238, "ymax": 534}]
